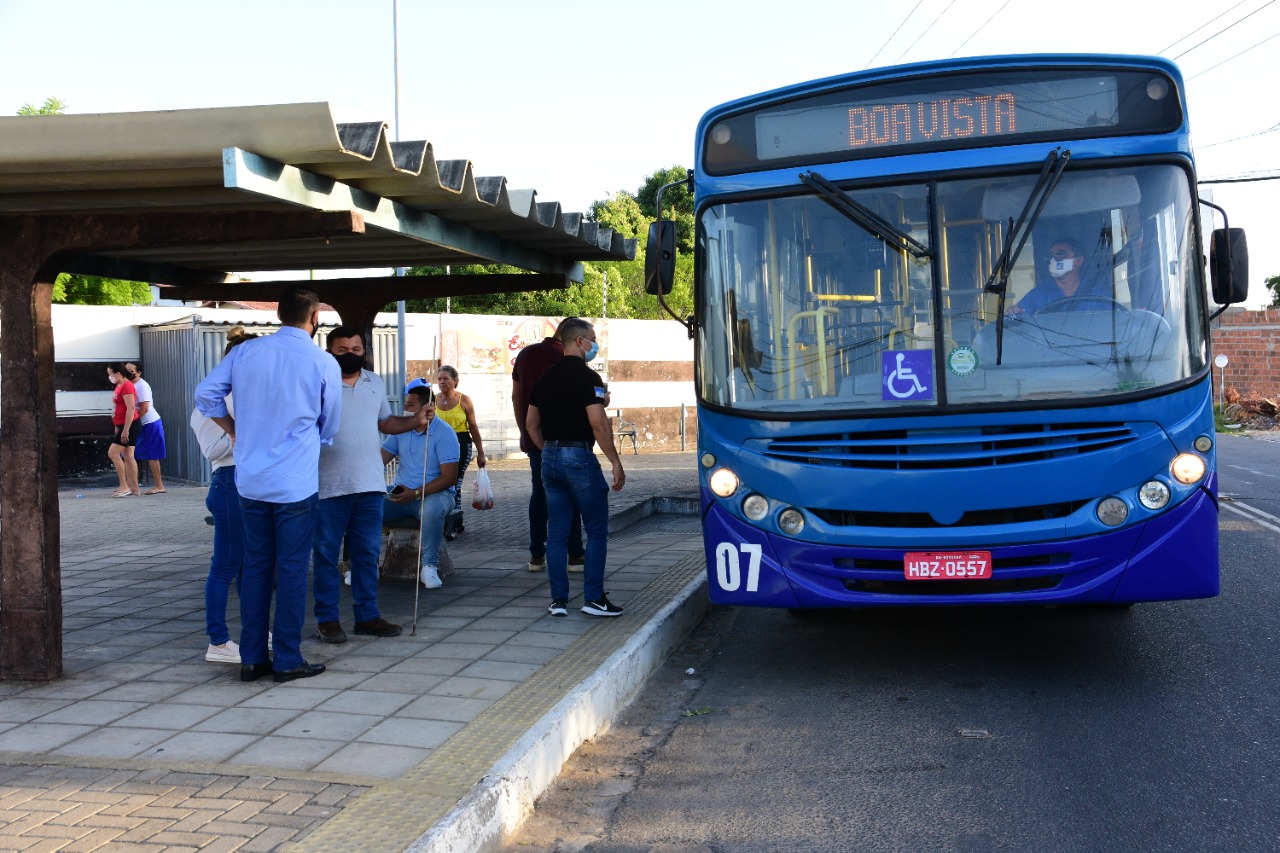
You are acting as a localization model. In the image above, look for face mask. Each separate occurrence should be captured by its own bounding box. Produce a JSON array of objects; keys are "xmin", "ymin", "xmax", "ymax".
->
[
  {"xmin": 582, "ymin": 340, "xmax": 600, "ymax": 362},
  {"xmin": 108, "ymin": 375, "xmax": 118, "ymax": 385},
  {"xmin": 334, "ymin": 352, "xmax": 365, "ymax": 375},
  {"xmin": 1048, "ymin": 256, "xmax": 1076, "ymax": 279}
]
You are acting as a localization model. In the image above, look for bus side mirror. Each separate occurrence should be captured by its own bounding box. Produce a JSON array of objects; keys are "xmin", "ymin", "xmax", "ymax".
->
[
  {"xmin": 1210, "ymin": 227, "xmax": 1249, "ymax": 305},
  {"xmin": 645, "ymin": 220, "xmax": 677, "ymax": 296}
]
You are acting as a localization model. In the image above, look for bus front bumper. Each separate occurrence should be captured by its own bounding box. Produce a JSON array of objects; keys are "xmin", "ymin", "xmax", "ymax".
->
[{"xmin": 701, "ymin": 487, "xmax": 1219, "ymax": 608}]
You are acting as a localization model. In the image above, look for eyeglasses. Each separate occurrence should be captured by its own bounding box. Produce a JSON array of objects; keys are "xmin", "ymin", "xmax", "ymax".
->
[{"xmin": 1049, "ymin": 250, "xmax": 1076, "ymax": 261}]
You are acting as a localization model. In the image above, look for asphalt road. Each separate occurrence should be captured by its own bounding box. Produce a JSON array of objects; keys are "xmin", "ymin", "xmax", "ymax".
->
[{"xmin": 507, "ymin": 433, "xmax": 1280, "ymax": 853}]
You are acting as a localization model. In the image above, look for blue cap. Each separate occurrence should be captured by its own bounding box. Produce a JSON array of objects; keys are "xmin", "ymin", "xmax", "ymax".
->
[{"xmin": 405, "ymin": 377, "xmax": 429, "ymax": 395}]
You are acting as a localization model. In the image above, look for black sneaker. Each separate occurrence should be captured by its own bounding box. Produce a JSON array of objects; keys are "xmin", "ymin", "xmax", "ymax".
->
[
  {"xmin": 581, "ymin": 594, "xmax": 623, "ymax": 617},
  {"xmin": 547, "ymin": 600, "xmax": 568, "ymax": 618}
]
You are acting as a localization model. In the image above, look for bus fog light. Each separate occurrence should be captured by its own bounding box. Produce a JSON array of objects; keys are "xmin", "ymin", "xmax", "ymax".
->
[
  {"xmin": 1171, "ymin": 453, "xmax": 1205, "ymax": 485},
  {"xmin": 742, "ymin": 494, "xmax": 768, "ymax": 520},
  {"xmin": 778, "ymin": 508, "xmax": 805, "ymax": 535},
  {"xmin": 701, "ymin": 452, "xmax": 716, "ymax": 468},
  {"xmin": 1138, "ymin": 480, "xmax": 1171, "ymax": 510},
  {"xmin": 709, "ymin": 468, "xmax": 739, "ymax": 498},
  {"xmin": 1194, "ymin": 435, "xmax": 1213, "ymax": 453},
  {"xmin": 1097, "ymin": 497, "xmax": 1128, "ymax": 527}
]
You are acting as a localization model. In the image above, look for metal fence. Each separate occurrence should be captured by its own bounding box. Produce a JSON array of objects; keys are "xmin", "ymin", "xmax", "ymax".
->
[{"xmin": 140, "ymin": 316, "xmax": 402, "ymax": 485}]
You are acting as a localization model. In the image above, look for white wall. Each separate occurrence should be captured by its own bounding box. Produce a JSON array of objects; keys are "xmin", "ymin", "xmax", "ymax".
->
[{"xmin": 44, "ymin": 306, "xmax": 696, "ymax": 459}]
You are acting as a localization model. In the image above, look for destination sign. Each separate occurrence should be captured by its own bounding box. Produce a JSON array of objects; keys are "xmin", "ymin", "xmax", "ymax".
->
[
  {"xmin": 702, "ymin": 68, "xmax": 1181, "ymax": 174},
  {"xmin": 756, "ymin": 77, "xmax": 1116, "ymax": 159}
]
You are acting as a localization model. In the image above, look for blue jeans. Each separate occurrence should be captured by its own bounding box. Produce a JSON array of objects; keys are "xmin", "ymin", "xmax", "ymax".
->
[
  {"xmin": 205, "ymin": 466, "xmax": 243, "ymax": 646},
  {"xmin": 528, "ymin": 447, "xmax": 583, "ymax": 562},
  {"xmin": 313, "ymin": 492, "xmax": 384, "ymax": 624},
  {"xmin": 239, "ymin": 493, "xmax": 317, "ymax": 670},
  {"xmin": 541, "ymin": 445, "xmax": 610, "ymax": 603},
  {"xmin": 383, "ymin": 487, "xmax": 454, "ymax": 569}
]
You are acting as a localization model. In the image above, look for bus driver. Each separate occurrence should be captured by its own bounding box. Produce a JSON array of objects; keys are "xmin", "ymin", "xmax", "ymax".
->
[{"xmin": 1008, "ymin": 237, "xmax": 1111, "ymax": 316}]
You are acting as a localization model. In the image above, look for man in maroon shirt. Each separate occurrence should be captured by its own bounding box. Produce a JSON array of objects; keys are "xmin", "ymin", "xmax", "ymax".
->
[{"xmin": 512, "ymin": 319, "xmax": 585, "ymax": 573}]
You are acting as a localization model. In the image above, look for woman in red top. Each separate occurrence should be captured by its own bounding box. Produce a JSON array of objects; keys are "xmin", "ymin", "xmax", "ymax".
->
[{"xmin": 107, "ymin": 363, "xmax": 141, "ymax": 497}]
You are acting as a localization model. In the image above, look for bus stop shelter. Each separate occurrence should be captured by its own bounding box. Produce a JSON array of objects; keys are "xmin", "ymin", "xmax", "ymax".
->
[{"xmin": 0, "ymin": 102, "xmax": 634, "ymax": 681}]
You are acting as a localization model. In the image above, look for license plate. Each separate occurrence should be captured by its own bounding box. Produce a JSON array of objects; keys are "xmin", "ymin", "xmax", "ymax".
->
[{"xmin": 903, "ymin": 551, "xmax": 992, "ymax": 581}]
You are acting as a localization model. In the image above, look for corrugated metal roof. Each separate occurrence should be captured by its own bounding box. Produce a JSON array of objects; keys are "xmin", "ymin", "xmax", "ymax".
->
[{"xmin": 0, "ymin": 102, "xmax": 635, "ymax": 281}]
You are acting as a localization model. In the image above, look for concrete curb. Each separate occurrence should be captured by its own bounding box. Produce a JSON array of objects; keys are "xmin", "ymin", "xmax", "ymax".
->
[{"xmin": 405, "ymin": 569, "xmax": 710, "ymax": 853}]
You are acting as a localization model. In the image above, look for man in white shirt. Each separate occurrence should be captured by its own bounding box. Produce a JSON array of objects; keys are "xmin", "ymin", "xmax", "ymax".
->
[{"xmin": 313, "ymin": 327, "xmax": 426, "ymax": 644}]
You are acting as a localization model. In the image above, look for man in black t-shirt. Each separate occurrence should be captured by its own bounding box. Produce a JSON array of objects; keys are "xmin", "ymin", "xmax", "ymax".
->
[{"xmin": 527, "ymin": 318, "xmax": 627, "ymax": 618}]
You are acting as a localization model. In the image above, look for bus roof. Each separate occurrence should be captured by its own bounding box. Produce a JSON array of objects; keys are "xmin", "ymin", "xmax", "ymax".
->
[{"xmin": 697, "ymin": 54, "xmax": 1185, "ymax": 129}]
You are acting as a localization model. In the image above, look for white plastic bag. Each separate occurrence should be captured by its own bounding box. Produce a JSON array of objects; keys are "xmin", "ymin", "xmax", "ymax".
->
[{"xmin": 472, "ymin": 468, "xmax": 494, "ymax": 510}]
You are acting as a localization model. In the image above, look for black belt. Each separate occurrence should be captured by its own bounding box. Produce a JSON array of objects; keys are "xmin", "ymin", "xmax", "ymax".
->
[{"xmin": 544, "ymin": 440, "xmax": 592, "ymax": 449}]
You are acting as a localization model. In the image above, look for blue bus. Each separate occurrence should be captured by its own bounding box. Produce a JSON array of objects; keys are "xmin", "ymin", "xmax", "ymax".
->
[{"xmin": 646, "ymin": 55, "xmax": 1249, "ymax": 609}]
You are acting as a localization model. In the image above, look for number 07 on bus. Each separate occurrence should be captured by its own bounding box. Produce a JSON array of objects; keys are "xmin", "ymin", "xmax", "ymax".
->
[{"xmin": 645, "ymin": 54, "xmax": 1249, "ymax": 610}]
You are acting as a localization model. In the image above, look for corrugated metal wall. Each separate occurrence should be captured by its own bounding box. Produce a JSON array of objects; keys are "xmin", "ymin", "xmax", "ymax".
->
[{"xmin": 140, "ymin": 318, "xmax": 402, "ymax": 485}]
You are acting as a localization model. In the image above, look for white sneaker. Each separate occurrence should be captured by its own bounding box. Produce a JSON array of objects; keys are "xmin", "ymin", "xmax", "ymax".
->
[
  {"xmin": 343, "ymin": 571, "xmax": 351, "ymax": 586},
  {"xmin": 420, "ymin": 566, "xmax": 443, "ymax": 589},
  {"xmin": 205, "ymin": 641, "xmax": 241, "ymax": 663}
]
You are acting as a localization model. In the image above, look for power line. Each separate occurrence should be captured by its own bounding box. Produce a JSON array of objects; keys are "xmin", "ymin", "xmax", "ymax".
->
[
  {"xmin": 949, "ymin": 0, "xmax": 1015, "ymax": 58},
  {"xmin": 1159, "ymin": 0, "xmax": 1252, "ymax": 54},
  {"xmin": 1200, "ymin": 120, "xmax": 1280, "ymax": 149},
  {"xmin": 1199, "ymin": 172, "xmax": 1280, "ymax": 184},
  {"xmin": 1174, "ymin": 0, "xmax": 1276, "ymax": 59},
  {"xmin": 1189, "ymin": 30, "xmax": 1280, "ymax": 79},
  {"xmin": 896, "ymin": 0, "xmax": 958, "ymax": 63},
  {"xmin": 864, "ymin": 0, "xmax": 925, "ymax": 70}
]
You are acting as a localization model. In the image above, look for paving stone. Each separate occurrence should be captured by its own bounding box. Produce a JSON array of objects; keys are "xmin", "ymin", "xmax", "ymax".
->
[{"xmin": 0, "ymin": 454, "xmax": 700, "ymax": 849}]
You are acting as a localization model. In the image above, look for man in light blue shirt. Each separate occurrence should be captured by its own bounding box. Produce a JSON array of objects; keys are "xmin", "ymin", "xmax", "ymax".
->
[
  {"xmin": 381, "ymin": 385, "xmax": 459, "ymax": 590},
  {"xmin": 194, "ymin": 285, "xmax": 342, "ymax": 684}
]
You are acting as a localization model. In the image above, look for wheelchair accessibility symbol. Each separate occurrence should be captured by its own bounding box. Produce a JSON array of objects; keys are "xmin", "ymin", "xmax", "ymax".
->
[{"xmin": 882, "ymin": 350, "xmax": 934, "ymax": 401}]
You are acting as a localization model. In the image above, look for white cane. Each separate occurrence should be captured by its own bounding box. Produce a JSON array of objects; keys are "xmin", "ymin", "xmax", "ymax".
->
[{"xmin": 411, "ymin": 393, "xmax": 432, "ymax": 636}]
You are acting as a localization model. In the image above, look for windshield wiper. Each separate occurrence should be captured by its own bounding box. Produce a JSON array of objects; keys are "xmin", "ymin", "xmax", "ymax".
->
[
  {"xmin": 983, "ymin": 148, "xmax": 1071, "ymax": 364},
  {"xmin": 800, "ymin": 170, "xmax": 931, "ymax": 259}
]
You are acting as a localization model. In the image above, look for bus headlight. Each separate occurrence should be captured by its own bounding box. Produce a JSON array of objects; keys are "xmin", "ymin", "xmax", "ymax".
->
[
  {"xmin": 742, "ymin": 493, "xmax": 769, "ymax": 521},
  {"xmin": 709, "ymin": 468, "xmax": 739, "ymax": 498},
  {"xmin": 701, "ymin": 452, "xmax": 716, "ymax": 468},
  {"xmin": 1097, "ymin": 496, "xmax": 1129, "ymax": 527},
  {"xmin": 1194, "ymin": 435, "xmax": 1213, "ymax": 453},
  {"xmin": 1170, "ymin": 453, "xmax": 1206, "ymax": 485},
  {"xmin": 778, "ymin": 508, "xmax": 805, "ymax": 536},
  {"xmin": 1138, "ymin": 480, "xmax": 1171, "ymax": 510}
]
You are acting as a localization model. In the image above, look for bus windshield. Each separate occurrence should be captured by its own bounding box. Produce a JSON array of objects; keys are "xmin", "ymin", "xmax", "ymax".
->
[{"xmin": 697, "ymin": 163, "xmax": 1207, "ymax": 413}]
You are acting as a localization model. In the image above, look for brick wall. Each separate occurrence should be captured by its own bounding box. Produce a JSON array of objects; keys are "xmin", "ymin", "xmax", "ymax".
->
[{"xmin": 1211, "ymin": 308, "xmax": 1280, "ymax": 400}]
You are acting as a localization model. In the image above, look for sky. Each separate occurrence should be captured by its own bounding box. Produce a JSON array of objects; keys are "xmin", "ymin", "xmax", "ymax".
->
[{"xmin": 1, "ymin": 0, "xmax": 1276, "ymax": 304}]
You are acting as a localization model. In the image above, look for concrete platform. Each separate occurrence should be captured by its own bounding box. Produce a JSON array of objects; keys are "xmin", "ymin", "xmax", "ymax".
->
[{"xmin": 0, "ymin": 452, "xmax": 705, "ymax": 852}]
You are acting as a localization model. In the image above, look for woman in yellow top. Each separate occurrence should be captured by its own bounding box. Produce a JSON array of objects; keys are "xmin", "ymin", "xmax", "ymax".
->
[{"xmin": 436, "ymin": 365, "xmax": 486, "ymax": 532}]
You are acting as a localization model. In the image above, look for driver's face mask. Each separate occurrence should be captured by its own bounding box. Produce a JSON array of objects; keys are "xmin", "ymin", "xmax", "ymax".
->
[{"xmin": 1048, "ymin": 252, "xmax": 1077, "ymax": 279}]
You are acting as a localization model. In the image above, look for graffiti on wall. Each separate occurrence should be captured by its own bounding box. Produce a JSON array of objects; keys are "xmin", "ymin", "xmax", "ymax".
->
[{"xmin": 439, "ymin": 315, "xmax": 609, "ymax": 374}]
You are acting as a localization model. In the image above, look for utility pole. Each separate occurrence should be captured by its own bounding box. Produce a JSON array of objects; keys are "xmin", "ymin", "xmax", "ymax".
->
[{"xmin": 393, "ymin": 0, "xmax": 408, "ymax": 406}]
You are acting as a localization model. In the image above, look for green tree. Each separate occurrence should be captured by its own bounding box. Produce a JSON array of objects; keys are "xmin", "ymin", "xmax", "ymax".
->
[
  {"xmin": 590, "ymin": 191, "xmax": 648, "ymax": 240},
  {"xmin": 636, "ymin": 166, "xmax": 694, "ymax": 253},
  {"xmin": 52, "ymin": 274, "xmax": 153, "ymax": 306},
  {"xmin": 17, "ymin": 96, "xmax": 67, "ymax": 115},
  {"xmin": 1266, "ymin": 274, "xmax": 1280, "ymax": 308}
]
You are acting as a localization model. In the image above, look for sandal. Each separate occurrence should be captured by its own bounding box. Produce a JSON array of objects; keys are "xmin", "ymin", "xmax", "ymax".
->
[
  {"xmin": 112, "ymin": 491, "xmax": 134, "ymax": 498},
  {"xmin": 145, "ymin": 488, "xmax": 166, "ymax": 495}
]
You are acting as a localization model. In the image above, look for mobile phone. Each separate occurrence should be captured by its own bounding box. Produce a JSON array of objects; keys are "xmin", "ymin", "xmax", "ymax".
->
[{"xmin": 392, "ymin": 485, "xmax": 407, "ymax": 495}]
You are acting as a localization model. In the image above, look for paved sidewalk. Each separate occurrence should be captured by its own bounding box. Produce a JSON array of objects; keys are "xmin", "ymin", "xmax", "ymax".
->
[{"xmin": 0, "ymin": 452, "xmax": 704, "ymax": 852}]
